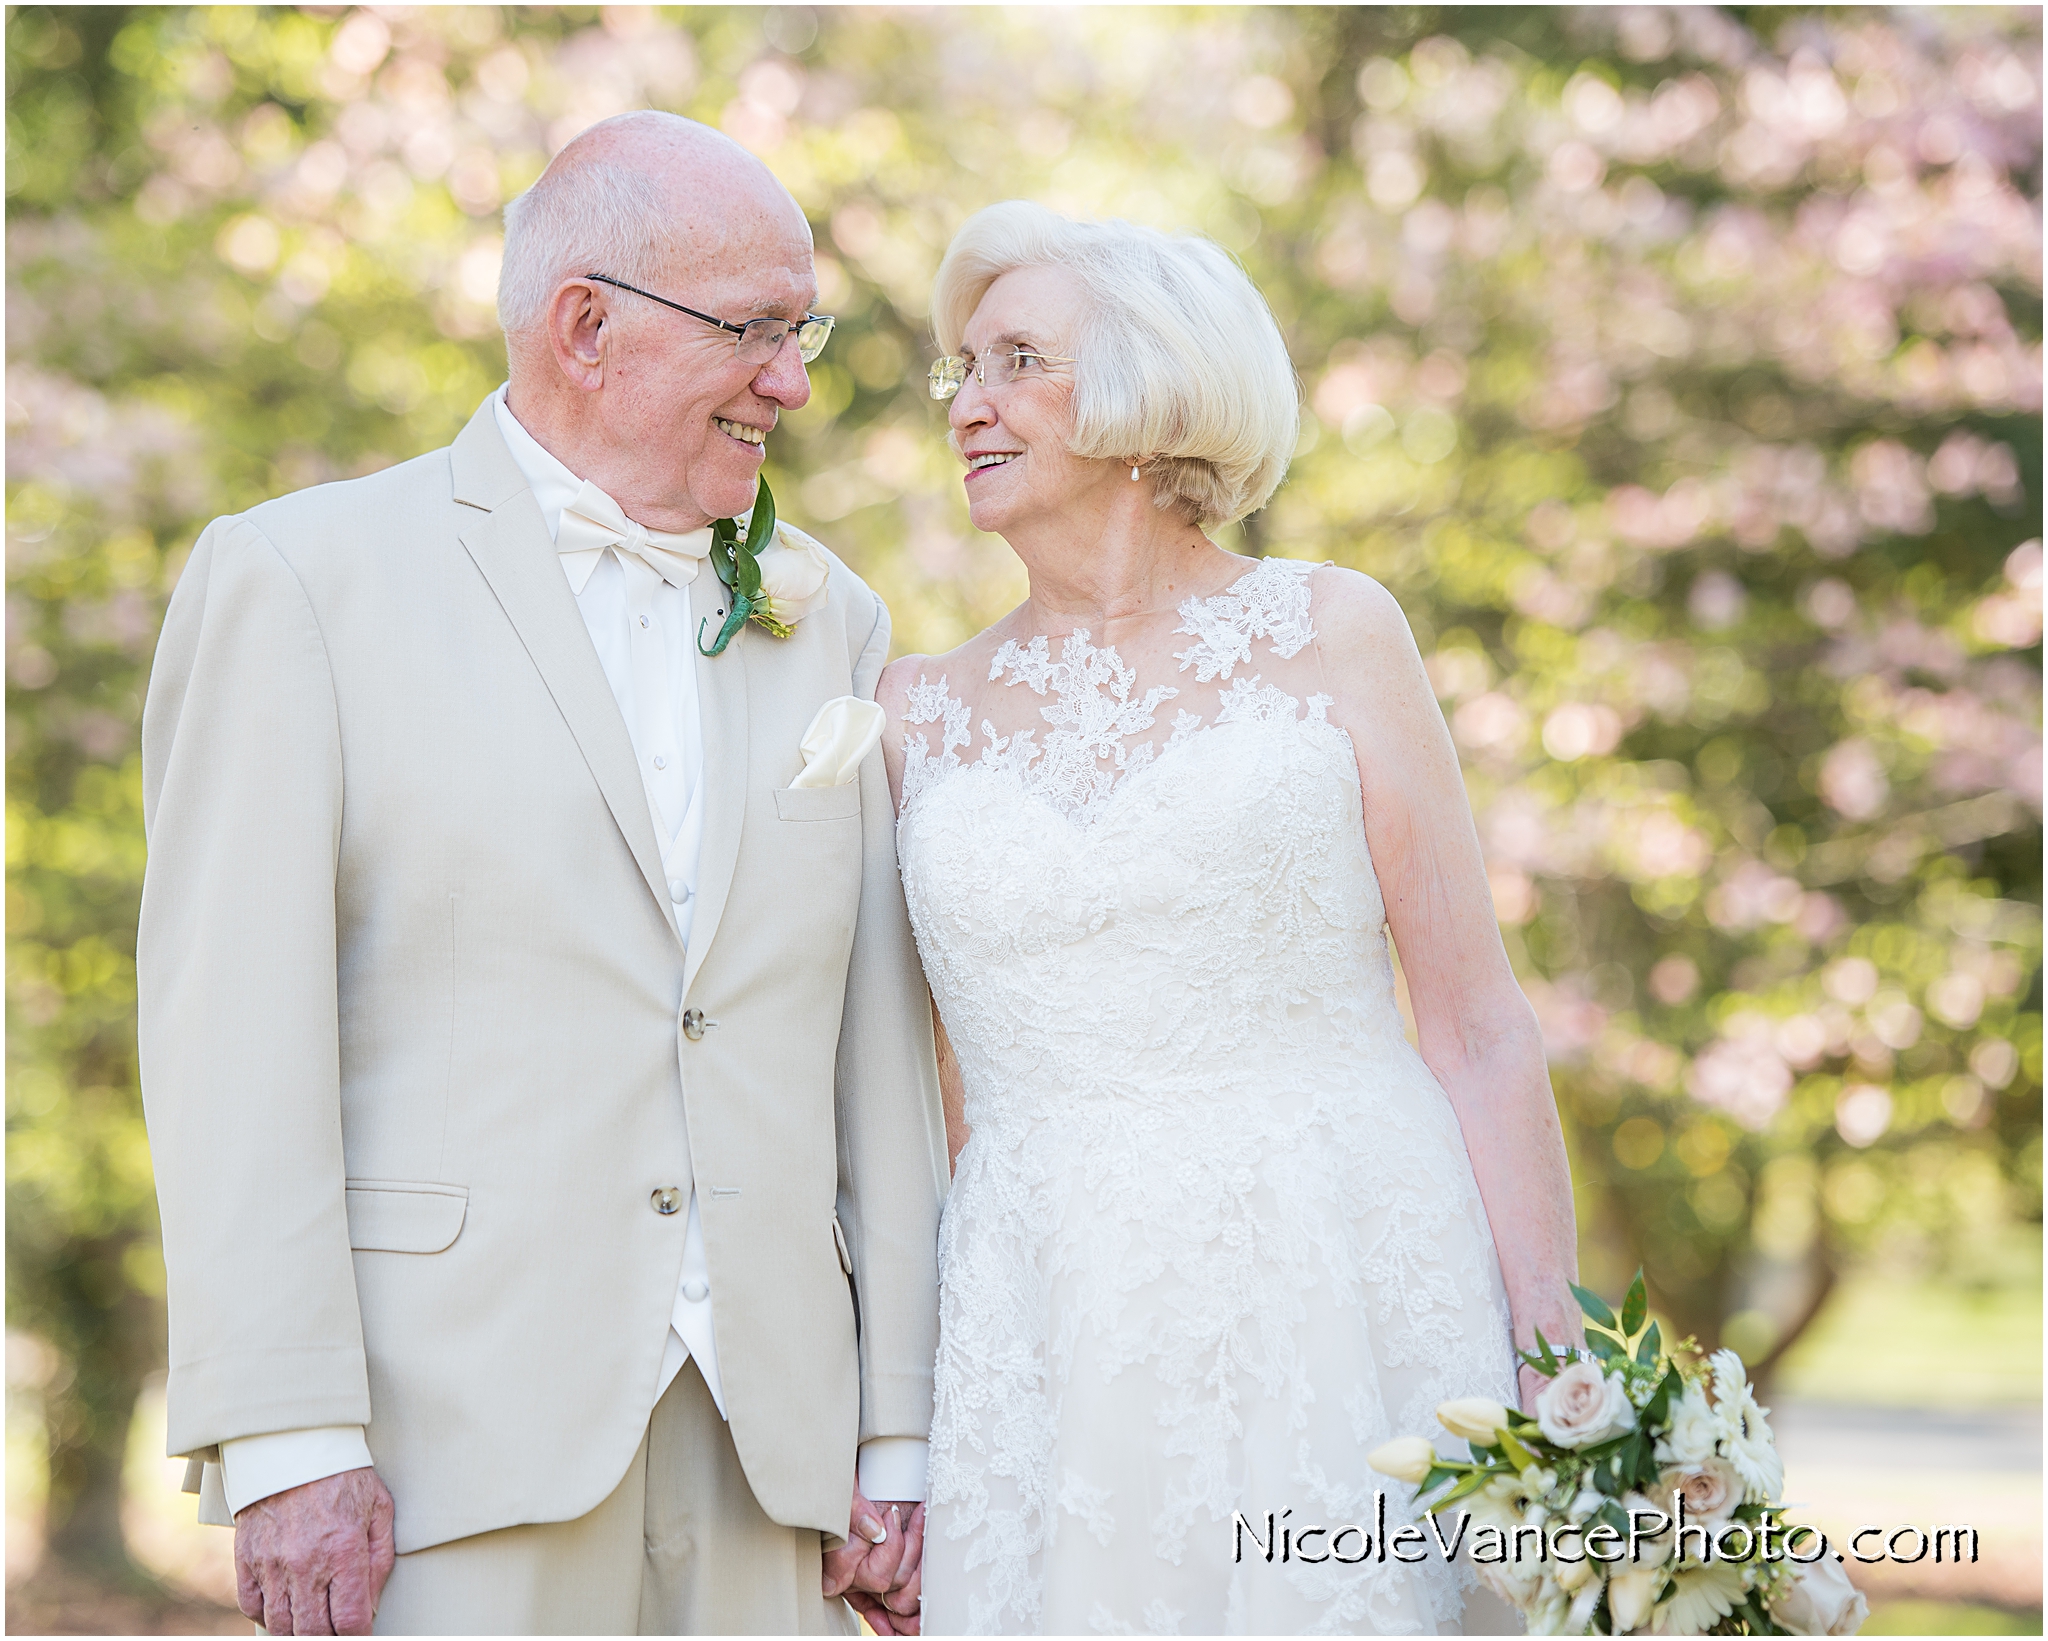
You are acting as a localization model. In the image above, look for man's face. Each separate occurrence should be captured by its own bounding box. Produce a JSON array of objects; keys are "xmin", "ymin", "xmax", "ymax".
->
[{"xmin": 595, "ymin": 202, "xmax": 818, "ymax": 527}]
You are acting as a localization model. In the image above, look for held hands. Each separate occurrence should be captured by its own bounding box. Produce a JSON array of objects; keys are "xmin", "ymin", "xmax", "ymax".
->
[
  {"xmin": 821, "ymin": 1483, "xmax": 924, "ymax": 1635},
  {"xmin": 234, "ymin": 1467, "xmax": 396, "ymax": 1636}
]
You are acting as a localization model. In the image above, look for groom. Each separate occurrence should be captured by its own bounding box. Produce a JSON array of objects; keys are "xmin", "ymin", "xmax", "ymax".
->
[{"xmin": 137, "ymin": 113, "xmax": 943, "ymax": 1633}]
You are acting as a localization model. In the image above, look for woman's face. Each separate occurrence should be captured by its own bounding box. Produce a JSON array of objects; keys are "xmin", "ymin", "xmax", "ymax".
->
[{"xmin": 948, "ymin": 264, "xmax": 1113, "ymax": 538}]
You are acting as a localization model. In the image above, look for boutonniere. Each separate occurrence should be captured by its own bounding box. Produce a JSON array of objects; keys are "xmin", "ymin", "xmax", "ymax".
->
[{"xmin": 699, "ymin": 476, "xmax": 832, "ymax": 656}]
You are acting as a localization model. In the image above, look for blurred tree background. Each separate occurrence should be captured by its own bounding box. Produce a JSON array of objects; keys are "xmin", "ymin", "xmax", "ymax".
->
[{"xmin": 6, "ymin": 1, "xmax": 2040, "ymax": 1621}]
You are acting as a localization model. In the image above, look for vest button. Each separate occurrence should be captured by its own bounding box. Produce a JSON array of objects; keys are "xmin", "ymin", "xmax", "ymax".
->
[
  {"xmin": 682, "ymin": 1279, "xmax": 710, "ymax": 1303},
  {"xmin": 651, "ymin": 1187, "xmax": 683, "ymax": 1216}
]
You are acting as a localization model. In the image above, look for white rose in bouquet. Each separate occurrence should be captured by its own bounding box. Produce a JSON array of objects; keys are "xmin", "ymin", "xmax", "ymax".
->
[
  {"xmin": 753, "ymin": 525, "xmax": 833, "ymax": 630},
  {"xmin": 1654, "ymin": 1380, "xmax": 1721, "ymax": 1466},
  {"xmin": 1769, "ymin": 1554, "xmax": 1869, "ymax": 1635},
  {"xmin": 1535, "ymin": 1360, "xmax": 1636, "ymax": 1448},
  {"xmin": 1655, "ymin": 1457, "xmax": 1744, "ymax": 1528}
]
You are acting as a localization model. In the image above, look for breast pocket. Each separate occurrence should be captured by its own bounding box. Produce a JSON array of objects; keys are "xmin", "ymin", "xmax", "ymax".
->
[{"xmin": 774, "ymin": 784, "xmax": 863, "ymax": 823}]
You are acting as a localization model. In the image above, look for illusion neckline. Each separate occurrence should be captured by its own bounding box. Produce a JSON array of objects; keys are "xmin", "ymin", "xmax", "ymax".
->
[{"xmin": 1001, "ymin": 552, "xmax": 1278, "ymax": 662}]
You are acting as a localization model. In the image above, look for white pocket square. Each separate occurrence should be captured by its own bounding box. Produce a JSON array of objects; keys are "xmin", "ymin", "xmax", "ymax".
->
[{"xmin": 791, "ymin": 696, "xmax": 885, "ymax": 788}]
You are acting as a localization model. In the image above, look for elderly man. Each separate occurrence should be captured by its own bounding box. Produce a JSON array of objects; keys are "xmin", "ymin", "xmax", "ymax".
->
[{"xmin": 137, "ymin": 112, "xmax": 943, "ymax": 1635}]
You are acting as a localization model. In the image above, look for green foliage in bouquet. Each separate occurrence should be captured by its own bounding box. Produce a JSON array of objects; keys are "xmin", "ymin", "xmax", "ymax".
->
[{"xmin": 1374, "ymin": 1275, "xmax": 1861, "ymax": 1636}]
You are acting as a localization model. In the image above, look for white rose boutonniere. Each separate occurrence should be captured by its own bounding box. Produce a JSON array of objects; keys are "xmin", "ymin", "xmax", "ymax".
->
[
  {"xmin": 1535, "ymin": 1359, "xmax": 1637, "ymax": 1449},
  {"xmin": 753, "ymin": 524, "xmax": 832, "ymax": 632},
  {"xmin": 700, "ymin": 477, "xmax": 832, "ymax": 653}
]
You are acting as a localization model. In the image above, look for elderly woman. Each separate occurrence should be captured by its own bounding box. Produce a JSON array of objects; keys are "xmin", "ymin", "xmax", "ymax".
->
[{"xmin": 876, "ymin": 202, "xmax": 1578, "ymax": 1636}]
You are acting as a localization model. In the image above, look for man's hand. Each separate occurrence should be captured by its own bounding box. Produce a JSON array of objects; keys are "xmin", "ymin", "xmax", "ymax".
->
[
  {"xmin": 235, "ymin": 1467, "xmax": 396, "ymax": 1636},
  {"xmin": 821, "ymin": 1485, "xmax": 924, "ymax": 1635}
]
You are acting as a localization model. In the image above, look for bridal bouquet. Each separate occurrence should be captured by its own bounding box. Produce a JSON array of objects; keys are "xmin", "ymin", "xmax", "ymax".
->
[{"xmin": 1368, "ymin": 1274, "xmax": 1865, "ymax": 1636}]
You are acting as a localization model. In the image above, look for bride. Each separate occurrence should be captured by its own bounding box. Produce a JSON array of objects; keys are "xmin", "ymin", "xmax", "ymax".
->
[{"xmin": 878, "ymin": 202, "xmax": 1580, "ymax": 1635}]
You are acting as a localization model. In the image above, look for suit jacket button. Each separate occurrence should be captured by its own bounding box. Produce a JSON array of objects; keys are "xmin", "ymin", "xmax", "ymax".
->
[
  {"xmin": 651, "ymin": 1187, "xmax": 683, "ymax": 1215},
  {"xmin": 682, "ymin": 1279, "xmax": 709, "ymax": 1303}
]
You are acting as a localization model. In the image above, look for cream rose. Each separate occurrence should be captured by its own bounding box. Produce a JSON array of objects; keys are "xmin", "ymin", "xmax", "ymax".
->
[
  {"xmin": 1769, "ymin": 1555, "xmax": 1869, "ymax": 1635},
  {"xmin": 1658, "ymin": 1457, "xmax": 1742, "ymax": 1528},
  {"xmin": 753, "ymin": 525, "xmax": 832, "ymax": 630},
  {"xmin": 1436, "ymin": 1396, "xmax": 1512, "ymax": 1444},
  {"xmin": 1534, "ymin": 1360, "xmax": 1637, "ymax": 1448},
  {"xmin": 1366, "ymin": 1436, "xmax": 1435, "ymax": 1485}
]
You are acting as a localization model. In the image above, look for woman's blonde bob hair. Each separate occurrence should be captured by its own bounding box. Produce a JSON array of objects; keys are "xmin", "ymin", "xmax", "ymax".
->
[{"xmin": 930, "ymin": 202, "xmax": 1300, "ymax": 528}]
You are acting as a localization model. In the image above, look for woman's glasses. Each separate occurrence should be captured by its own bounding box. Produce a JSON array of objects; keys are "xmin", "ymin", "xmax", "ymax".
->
[
  {"xmin": 587, "ymin": 274, "xmax": 835, "ymax": 365},
  {"xmin": 929, "ymin": 345, "xmax": 1077, "ymax": 401}
]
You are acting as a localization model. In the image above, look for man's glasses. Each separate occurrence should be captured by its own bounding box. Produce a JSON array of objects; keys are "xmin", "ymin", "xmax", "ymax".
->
[
  {"xmin": 929, "ymin": 345, "xmax": 1077, "ymax": 401},
  {"xmin": 587, "ymin": 274, "xmax": 835, "ymax": 365}
]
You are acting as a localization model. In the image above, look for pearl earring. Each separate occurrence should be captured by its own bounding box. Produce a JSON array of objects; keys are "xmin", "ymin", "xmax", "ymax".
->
[{"xmin": 1130, "ymin": 464, "xmax": 1140, "ymax": 481}]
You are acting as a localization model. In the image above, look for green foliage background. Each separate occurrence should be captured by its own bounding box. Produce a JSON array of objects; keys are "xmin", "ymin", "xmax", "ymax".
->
[{"xmin": 6, "ymin": 2, "xmax": 2040, "ymax": 1578}]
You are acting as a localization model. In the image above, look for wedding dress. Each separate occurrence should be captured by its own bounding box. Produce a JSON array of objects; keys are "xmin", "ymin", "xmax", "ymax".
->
[{"xmin": 897, "ymin": 555, "xmax": 1518, "ymax": 1635}]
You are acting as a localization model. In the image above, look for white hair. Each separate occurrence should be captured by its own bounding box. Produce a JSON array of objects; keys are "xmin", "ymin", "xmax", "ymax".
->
[
  {"xmin": 497, "ymin": 118, "xmax": 690, "ymax": 340},
  {"xmin": 930, "ymin": 201, "xmax": 1300, "ymax": 527}
]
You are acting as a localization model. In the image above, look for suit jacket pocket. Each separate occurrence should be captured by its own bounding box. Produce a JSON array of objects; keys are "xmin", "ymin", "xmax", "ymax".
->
[
  {"xmin": 345, "ymin": 1179, "xmax": 468, "ymax": 1253},
  {"xmin": 774, "ymin": 784, "xmax": 862, "ymax": 823}
]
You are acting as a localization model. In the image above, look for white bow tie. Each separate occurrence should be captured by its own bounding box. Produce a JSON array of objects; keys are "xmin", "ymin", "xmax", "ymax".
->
[{"xmin": 556, "ymin": 480, "xmax": 713, "ymax": 596}]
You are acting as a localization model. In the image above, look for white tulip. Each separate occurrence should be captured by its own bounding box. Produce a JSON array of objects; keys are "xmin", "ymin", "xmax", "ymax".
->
[
  {"xmin": 1553, "ymin": 1552, "xmax": 1600, "ymax": 1593},
  {"xmin": 1608, "ymin": 1566, "xmax": 1665, "ymax": 1634},
  {"xmin": 1366, "ymin": 1436, "xmax": 1437, "ymax": 1485},
  {"xmin": 1437, "ymin": 1396, "xmax": 1512, "ymax": 1444}
]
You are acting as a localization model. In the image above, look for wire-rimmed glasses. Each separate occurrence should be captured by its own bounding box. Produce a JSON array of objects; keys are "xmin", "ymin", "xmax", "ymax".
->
[
  {"xmin": 929, "ymin": 345, "xmax": 1077, "ymax": 401},
  {"xmin": 587, "ymin": 273, "xmax": 835, "ymax": 365}
]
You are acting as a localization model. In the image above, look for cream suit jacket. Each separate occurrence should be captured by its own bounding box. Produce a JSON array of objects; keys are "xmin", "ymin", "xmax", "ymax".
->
[{"xmin": 137, "ymin": 398, "xmax": 947, "ymax": 1555}]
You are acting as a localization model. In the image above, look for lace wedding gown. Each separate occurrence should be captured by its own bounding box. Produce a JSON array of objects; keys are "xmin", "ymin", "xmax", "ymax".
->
[{"xmin": 896, "ymin": 557, "xmax": 1517, "ymax": 1636}]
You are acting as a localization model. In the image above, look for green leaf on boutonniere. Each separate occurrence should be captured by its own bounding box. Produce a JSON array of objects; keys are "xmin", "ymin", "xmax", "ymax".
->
[
  {"xmin": 698, "ymin": 476, "xmax": 781, "ymax": 656},
  {"xmin": 1635, "ymin": 1320, "xmax": 1663, "ymax": 1366}
]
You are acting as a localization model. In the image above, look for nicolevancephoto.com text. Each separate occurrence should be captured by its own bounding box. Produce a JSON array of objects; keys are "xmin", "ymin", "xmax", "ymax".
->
[{"xmin": 1232, "ymin": 1495, "xmax": 1981, "ymax": 1571}]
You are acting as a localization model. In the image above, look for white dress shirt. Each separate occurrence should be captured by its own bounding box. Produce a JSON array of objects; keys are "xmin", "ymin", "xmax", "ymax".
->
[{"xmin": 219, "ymin": 386, "xmax": 925, "ymax": 1515}]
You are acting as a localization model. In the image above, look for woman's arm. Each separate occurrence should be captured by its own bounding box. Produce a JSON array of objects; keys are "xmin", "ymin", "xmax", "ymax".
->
[
  {"xmin": 933, "ymin": 1001, "xmax": 969, "ymax": 1176},
  {"xmin": 875, "ymin": 653, "xmax": 925, "ymax": 815},
  {"xmin": 876, "ymin": 654, "xmax": 970, "ymax": 1176},
  {"xmin": 1313, "ymin": 569, "xmax": 1582, "ymax": 1406}
]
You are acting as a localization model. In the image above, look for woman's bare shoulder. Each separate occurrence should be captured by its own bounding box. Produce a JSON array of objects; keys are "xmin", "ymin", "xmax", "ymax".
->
[
  {"xmin": 1305, "ymin": 563, "xmax": 1444, "ymax": 746},
  {"xmin": 1306, "ymin": 563, "xmax": 1416, "ymax": 654},
  {"xmin": 876, "ymin": 613, "xmax": 1025, "ymax": 721}
]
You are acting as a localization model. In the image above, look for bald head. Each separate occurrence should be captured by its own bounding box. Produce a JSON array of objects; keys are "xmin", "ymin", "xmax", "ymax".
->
[
  {"xmin": 495, "ymin": 112, "xmax": 821, "ymax": 533},
  {"xmin": 496, "ymin": 112, "xmax": 808, "ymax": 349}
]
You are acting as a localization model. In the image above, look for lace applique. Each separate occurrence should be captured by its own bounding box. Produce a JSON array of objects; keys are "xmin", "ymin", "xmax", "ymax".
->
[
  {"xmin": 897, "ymin": 558, "xmax": 1334, "ymax": 828},
  {"xmin": 985, "ymin": 630, "xmax": 1179, "ymax": 823},
  {"xmin": 899, "ymin": 675, "xmax": 972, "ymax": 810},
  {"xmin": 1172, "ymin": 556, "xmax": 1317, "ymax": 682}
]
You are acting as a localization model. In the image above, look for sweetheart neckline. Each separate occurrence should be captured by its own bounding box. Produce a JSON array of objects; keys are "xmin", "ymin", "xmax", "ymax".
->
[{"xmin": 899, "ymin": 705, "xmax": 1360, "ymax": 835}]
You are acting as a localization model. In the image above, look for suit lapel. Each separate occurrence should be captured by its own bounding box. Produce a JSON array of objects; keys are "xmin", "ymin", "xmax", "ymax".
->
[
  {"xmin": 448, "ymin": 402, "xmax": 683, "ymax": 950},
  {"xmin": 684, "ymin": 576, "xmax": 749, "ymax": 997}
]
